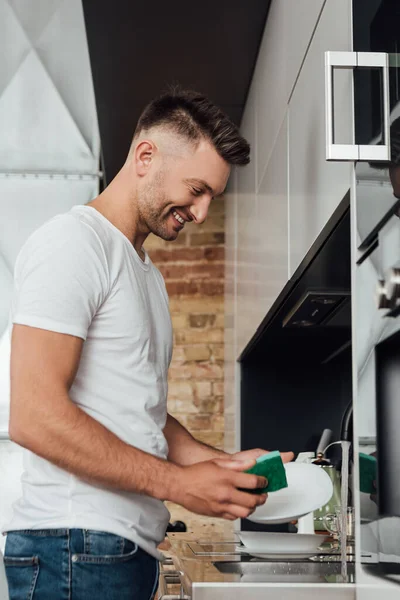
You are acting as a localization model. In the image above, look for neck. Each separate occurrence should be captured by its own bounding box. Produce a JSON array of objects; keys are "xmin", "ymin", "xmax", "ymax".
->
[{"xmin": 87, "ymin": 167, "xmax": 149, "ymax": 257}]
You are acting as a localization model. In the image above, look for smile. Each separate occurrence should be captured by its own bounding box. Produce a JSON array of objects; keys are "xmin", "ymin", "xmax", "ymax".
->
[{"xmin": 172, "ymin": 210, "xmax": 185, "ymax": 225}]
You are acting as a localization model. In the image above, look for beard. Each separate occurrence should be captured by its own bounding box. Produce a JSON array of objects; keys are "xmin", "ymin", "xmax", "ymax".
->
[{"xmin": 137, "ymin": 170, "xmax": 178, "ymax": 241}]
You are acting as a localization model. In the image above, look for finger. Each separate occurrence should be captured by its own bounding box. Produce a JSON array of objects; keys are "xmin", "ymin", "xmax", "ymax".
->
[
  {"xmin": 233, "ymin": 449, "xmax": 269, "ymax": 461},
  {"xmin": 234, "ymin": 472, "xmax": 268, "ymax": 491},
  {"xmin": 223, "ymin": 504, "xmax": 259, "ymax": 520},
  {"xmin": 281, "ymin": 451, "xmax": 295, "ymax": 463},
  {"xmin": 221, "ymin": 513, "xmax": 237, "ymax": 521},
  {"xmin": 213, "ymin": 458, "xmax": 256, "ymax": 471},
  {"xmin": 228, "ymin": 489, "xmax": 268, "ymax": 509}
]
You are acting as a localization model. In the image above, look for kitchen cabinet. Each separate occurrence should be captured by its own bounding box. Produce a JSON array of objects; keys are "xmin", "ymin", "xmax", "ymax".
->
[
  {"xmin": 255, "ymin": 0, "xmax": 325, "ymax": 189},
  {"xmin": 235, "ymin": 115, "xmax": 288, "ymax": 356},
  {"xmin": 288, "ymin": 0, "xmax": 353, "ymax": 276},
  {"xmin": 254, "ymin": 114, "xmax": 289, "ymax": 328},
  {"xmin": 235, "ymin": 84, "xmax": 257, "ymax": 354}
]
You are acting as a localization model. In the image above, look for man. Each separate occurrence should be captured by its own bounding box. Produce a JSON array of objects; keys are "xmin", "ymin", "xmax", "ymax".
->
[{"xmin": 3, "ymin": 90, "xmax": 293, "ymax": 599}]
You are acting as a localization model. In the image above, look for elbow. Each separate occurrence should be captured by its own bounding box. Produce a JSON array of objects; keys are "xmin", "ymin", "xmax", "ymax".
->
[
  {"xmin": 8, "ymin": 417, "xmax": 35, "ymax": 449},
  {"xmin": 8, "ymin": 420, "xmax": 25, "ymax": 446}
]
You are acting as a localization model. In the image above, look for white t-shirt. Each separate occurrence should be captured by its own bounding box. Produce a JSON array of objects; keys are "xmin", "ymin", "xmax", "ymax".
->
[{"xmin": 3, "ymin": 205, "xmax": 173, "ymax": 560}]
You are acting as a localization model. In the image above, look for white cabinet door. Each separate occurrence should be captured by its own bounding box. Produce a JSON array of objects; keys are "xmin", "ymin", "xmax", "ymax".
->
[
  {"xmin": 288, "ymin": 0, "xmax": 353, "ymax": 276},
  {"xmin": 236, "ymin": 86, "xmax": 257, "ymax": 354},
  {"xmin": 255, "ymin": 0, "xmax": 324, "ymax": 189},
  {"xmin": 284, "ymin": 0, "xmax": 325, "ymax": 99},
  {"xmin": 255, "ymin": 114, "xmax": 289, "ymax": 326},
  {"xmin": 236, "ymin": 116, "xmax": 289, "ymax": 355}
]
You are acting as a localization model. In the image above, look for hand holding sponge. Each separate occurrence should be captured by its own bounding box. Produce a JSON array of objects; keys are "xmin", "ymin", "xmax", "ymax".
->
[{"xmin": 244, "ymin": 450, "xmax": 288, "ymax": 494}]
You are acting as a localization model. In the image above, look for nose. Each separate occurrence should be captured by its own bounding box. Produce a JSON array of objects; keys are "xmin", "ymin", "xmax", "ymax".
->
[{"xmin": 189, "ymin": 195, "xmax": 212, "ymax": 224}]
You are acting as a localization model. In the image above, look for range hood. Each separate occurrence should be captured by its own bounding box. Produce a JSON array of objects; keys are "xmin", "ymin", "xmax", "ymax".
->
[{"xmin": 240, "ymin": 193, "xmax": 351, "ymax": 366}]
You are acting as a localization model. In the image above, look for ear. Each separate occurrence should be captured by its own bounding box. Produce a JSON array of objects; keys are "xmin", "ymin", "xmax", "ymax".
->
[{"xmin": 134, "ymin": 140, "xmax": 156, "ymax": 176}]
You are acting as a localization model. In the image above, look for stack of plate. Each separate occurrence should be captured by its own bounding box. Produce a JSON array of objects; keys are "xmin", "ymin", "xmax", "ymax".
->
[{"xmin": 237, "ymin": 531, "xmax": 326, "ymax": 559}]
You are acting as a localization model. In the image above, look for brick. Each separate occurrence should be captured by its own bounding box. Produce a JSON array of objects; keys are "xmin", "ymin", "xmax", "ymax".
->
[
  {"xmin": 168, "ymin": 362, "xmax": 222, "ymax": 381},
  {"xmin": 212, "ymin": 381, "xmax": 225, "ymax": 396},
  {"xmin": 186, "ymin": 414, "xmax": 213, "ymax": 430},
  {"xmin": 151, "ymin": 247, "xmax": 225, "ymax": 263},
  {"xmin": 204, "ymin": 247, "xmax": 224, "ymax": 261},
  {"xmin": 211, "ymin": 414, "xmax": 225, "ymax": 431},
  {"xmin": 210, "ymin": 345, "xmax": 224, "ymax": 361},
  {"xmin": 165, "ymin": 280, "xmax": 199, "ymax": 296},
  {"xmin": 171, "ymin": 399, "xmax": 198, "ymax": 414},
  {"xmin": 192, "ymin": 397, "xmax": 221, "ymax": 413},
  {"xmin": 170, "ymin": 346, "xmax": 186, "ymax": 363},
  {"xmin": 166, "ymin": 280, "xmax": 224, "ymax": 296},
  {"xmin": 175, "ymin": 328, "xmax": 224, "ymax": 344},
  {"xmin": 213, "ymin": 313, "xmax": 225, "ymax": 328},
  {"xmin": 208, "ymin": 196, "xmax": 225, "ymax": 216},
  {"xmin": 189, "ymin": 314, "xmax": 216, "ymax": 328},
  {"xmin": 189, "ymin": 232, "xmax": 225, "ymax": 246},
  {"xmin": 169, "ymin": 297, "xmax": 224, "ymax": 313},
  {"xmin": 171, "ymin": 313, "xmax": 188, "ymax": 329},
  {"xmin": 195, "ymin": 431, "xmax": 224, "ymax": 449},
  {"xmin": 159, "ymin": 263, "xmax": 224, "ymax": 280},
  {"xmin": 168, "ymin": 380, "xmax": 193, "ymax": 401},
  {"xmin": 150, "ymin": 247, "xmax": 205, "ymax": 263},
  {"xmin": 184, "ymin": 345, "xmax": 211, "ymax": 362},
  {"xmin": 145, "ymin": 233, "xmax": 188, "ymax": 251},
  {"xmin": 192, "ymin": 213, "xmax": 224, "ymax": 233},
  {"xmin": 193, "ymin": 381, "xmax": 212, "ymax": 399},
  {"xmin": 198, "ymin": 280, "xmax": 224, "ymax": 296},
  {"xmin": 189, "ymin": 363, "xmax": 223, "ymax": 380}
]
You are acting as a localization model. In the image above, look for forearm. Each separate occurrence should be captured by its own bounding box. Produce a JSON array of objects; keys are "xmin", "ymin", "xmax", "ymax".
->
[
  {"xmin": 163, "ymin": 413, "xmax": 227, "ymax": 465},
  {"xmin": 10, "ymin": 391, "xmax": 181, "ymax": 503}
]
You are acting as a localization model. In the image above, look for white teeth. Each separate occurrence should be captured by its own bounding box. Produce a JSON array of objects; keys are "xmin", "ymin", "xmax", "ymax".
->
[{"xmin": 172, "ymin": 210, "xmax": 184, "ymax": 224}]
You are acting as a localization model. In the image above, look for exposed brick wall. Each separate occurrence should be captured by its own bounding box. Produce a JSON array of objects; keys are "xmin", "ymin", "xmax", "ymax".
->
[{"xmin": 145, "ymin": 195, "xmax": 225, "ymax": 451}]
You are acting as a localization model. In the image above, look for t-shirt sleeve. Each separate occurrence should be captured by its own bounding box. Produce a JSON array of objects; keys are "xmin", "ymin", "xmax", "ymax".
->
[{"xmin": 12, "ymin": 215, "xmax": 109, "ymax": 340}]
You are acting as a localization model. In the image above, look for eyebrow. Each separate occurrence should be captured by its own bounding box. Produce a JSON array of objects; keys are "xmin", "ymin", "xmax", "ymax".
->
[{"xmin": 186, "ymin": 178, "xmax": 216, "ymax": 196}]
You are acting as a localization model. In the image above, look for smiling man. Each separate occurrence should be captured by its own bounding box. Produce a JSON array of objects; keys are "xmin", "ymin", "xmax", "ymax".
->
[{"xmin": 4, "ymin": 89, "xmax": 293, "ymax": 600}]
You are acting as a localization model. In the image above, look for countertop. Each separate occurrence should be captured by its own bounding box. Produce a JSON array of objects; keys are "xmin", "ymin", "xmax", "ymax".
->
[{"xmin": 165, "ymin": 531, "xmax": 357, "ymax": 599}]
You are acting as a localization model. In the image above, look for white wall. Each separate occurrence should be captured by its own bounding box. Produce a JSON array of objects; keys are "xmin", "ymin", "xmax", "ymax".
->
[{"xmin": 0, "ymin": 0, "xmax": 100, "ymax": 548}]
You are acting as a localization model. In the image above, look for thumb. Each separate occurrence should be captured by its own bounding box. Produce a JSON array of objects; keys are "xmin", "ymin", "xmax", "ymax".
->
[
  {"xmin": 213, "ymin": 457, "xmax": 256, "ymax": 471},
  {"xmin": 281, "ymin": 451, "xmax": 295, "ymax": 464}
]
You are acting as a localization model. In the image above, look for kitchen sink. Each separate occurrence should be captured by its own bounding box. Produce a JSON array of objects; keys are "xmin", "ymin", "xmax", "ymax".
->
[{"xmin": 212, "ymin": 560, "xmax": 355, "ymax": 584}]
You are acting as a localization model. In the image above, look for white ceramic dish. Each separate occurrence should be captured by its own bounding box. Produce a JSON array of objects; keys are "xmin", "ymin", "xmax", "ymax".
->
[
  {"xmin": 238, "ymin": 531, "xmax": 325, "ymax": 554},
  {"xmin": 247, "ymin": 462, "xmax": 333, "ymax": 524},
  {"xmin": 236, "ymin": 548, "xmax": 318, "ymax": 560}
]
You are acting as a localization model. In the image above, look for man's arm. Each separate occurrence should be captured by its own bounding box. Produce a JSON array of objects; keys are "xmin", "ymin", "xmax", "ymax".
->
[
  {"xmin": 10, "ymin": 324, "xmax": 267, "ymax": 520},
  {"xmin": 164, "ymin": 413, "xmax": 295, "ymax": 466},
  {"xmin": 164, "ymin": 413, "xmax": 226, "ymax": 465}
]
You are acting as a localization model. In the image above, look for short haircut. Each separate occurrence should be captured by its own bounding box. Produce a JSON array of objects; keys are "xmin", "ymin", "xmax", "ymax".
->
[{"xmin": 134, "ymin": 88, "xmax": 250, "ymax": 166}]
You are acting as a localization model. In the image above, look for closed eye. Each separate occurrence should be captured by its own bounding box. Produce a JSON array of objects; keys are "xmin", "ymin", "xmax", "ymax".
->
[{"xmin": 192, "ymin": 188, "xmax": 203, "ymax": 196}]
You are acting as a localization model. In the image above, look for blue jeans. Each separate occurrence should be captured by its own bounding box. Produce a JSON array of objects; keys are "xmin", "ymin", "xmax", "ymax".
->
[{"xmin": 4, "ymin": 529, "xmax": 159, "ymax": 600}]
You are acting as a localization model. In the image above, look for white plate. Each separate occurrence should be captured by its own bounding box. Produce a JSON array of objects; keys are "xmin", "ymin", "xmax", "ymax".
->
[
  {"xmin": 238, "ymin": 531, "xmax": 326, "ymax": 554},
  {"xmin": 247, "ymin": 462, "xmax": 333, "ymax": 524},
  {"xmin": 237, "ymin": 548, "xmax": 318, "ymax": 560}
]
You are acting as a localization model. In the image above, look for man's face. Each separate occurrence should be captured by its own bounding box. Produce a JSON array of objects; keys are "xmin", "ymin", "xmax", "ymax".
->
[{"xmin": 137, "ymin": 139, "xmax": 230, "ymax": 241}]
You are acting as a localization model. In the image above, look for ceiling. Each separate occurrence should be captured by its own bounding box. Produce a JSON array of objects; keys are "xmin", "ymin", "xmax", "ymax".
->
[{"xmin": 82, "ymin": 0, "xmax": 271, "ymax": 182}]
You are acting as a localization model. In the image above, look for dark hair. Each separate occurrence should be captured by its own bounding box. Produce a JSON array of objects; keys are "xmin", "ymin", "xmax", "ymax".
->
[{"xmin": 134, "ymin": 88, "xmax": 250, "ymax": 166}]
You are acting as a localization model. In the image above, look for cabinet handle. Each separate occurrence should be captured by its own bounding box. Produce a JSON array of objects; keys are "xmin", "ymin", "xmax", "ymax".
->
[{"xmin": 325, "ymin": 51, "xmax": 390, "ymax": 162}]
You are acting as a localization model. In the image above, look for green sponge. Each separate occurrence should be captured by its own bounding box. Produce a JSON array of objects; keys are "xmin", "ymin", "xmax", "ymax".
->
[
  {"xmin": 243, "ymin": 450, "xmax": 288, "ymax": 494},
  {"xmin": 359, "ymin": 452, "xmax": 377, "ymax": 494}
]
